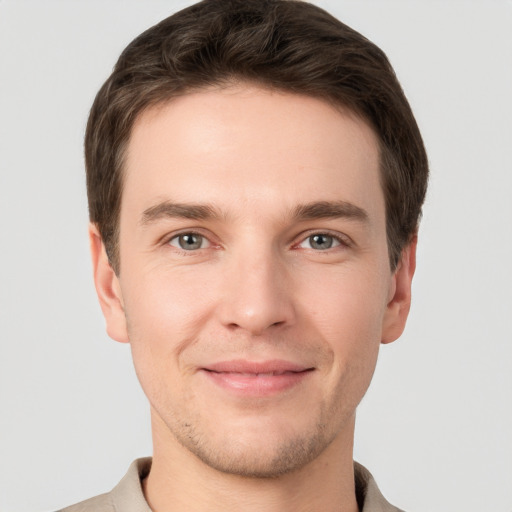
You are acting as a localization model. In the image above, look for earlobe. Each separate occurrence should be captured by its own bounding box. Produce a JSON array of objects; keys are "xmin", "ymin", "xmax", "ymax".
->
[
  {"xmin": 89, "ymin": 223, "xmax": 129, "ymax": 343},
  {"xmin": 381, "ymin": 236, "xmax": 417, "ymax": 344}
]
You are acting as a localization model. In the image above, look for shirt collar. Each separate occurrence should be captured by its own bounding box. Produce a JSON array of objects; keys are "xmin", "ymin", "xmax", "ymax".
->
[{"xmin": 110, "ymin": 458, "xmax": 402, "ymax": 512}]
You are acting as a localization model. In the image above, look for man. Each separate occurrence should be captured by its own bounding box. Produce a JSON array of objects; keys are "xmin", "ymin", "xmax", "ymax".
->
[{"xmin": 60, "ymin": 0, "xmax": 428, "ymax": 510}]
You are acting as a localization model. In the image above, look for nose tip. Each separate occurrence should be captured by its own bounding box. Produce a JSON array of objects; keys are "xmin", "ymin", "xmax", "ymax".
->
[
  {"xmin": 225, "ymin": 306, "xmax": 288, "ymax": 336},
  {"xmin": 217, "ymin": 258, "xmax": 295, "ymax": 335}
]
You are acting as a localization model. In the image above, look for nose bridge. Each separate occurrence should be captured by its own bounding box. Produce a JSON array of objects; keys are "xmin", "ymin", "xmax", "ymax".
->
[{"xmin": 218, "ymin": 241, "xmax": 295, "ymax": 335}]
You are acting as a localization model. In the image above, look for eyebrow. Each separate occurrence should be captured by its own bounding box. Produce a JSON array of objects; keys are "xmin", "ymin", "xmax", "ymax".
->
[
  {"xmin": 140, "ymin": 199, "xmax": 369, "ymax": 225},
  {"xmin": 141, "ymin": 201, "xmax": 221, "ymax": 225},
  {"xmin": 292, "ymin": 200, "xmax": 369, "ymax": 223}
]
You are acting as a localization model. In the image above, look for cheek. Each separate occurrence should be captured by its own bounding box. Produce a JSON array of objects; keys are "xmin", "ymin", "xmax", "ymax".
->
[
  {"xmin": 124, "ymin": 266, "xmax": 214, "ymax": 336},
  {"xmin": 299, "ymin": 264, "xmax": 388, "ymax": 386},
  {"xmin": 302, "ymin": 264, "xmax": 389, "ymax": 338},
  {"xmin": 121, "ymin": 268, "xmax": 217, "ymax": 388}
]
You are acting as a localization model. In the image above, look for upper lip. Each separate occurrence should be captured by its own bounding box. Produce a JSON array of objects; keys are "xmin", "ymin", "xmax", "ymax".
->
[{"xmin": 202, "ymin": 359, "xmax": 314, "ymax": 375}]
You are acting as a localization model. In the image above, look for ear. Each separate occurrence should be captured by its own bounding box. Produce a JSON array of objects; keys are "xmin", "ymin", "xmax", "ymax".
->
[
  {"xmin": 89, "ymin": 223, "xmax": 129, "ymax": 343},
  {"xmin": 381, "ymin": 236, "xmax": 417, "ymax": 344}
]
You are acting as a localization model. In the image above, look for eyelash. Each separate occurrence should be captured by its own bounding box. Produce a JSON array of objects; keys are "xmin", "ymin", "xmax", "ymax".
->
[
  {"xmin": 163, "ymin": 230, "xmax": 214, "ymax": 254},
  {"xmin": 163, "ymin": 229, "xmax": 352, "ymax": 254},
  {"xmin": 294, "ymin": 230, "xmax": 352, "ymax": 251}
]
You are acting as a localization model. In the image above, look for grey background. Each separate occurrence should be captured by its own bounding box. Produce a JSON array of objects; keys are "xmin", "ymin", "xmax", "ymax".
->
[{"xmin": 1, "ymin": 1, "xmax": 511, "ymax": 511}]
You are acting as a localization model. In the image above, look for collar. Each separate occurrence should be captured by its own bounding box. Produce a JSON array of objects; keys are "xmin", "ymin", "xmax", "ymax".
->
[{"xmin": 109, "ymin": 458, "xmax": 403, "ymax": 512}]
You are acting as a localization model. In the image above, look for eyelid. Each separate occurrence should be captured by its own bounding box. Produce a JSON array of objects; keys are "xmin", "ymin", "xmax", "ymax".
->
[
  {"xmin": 160, "ymin": 228, "xmax": 219, "ymax": 249},
  {"xmin": 168, "ymin": 233, "xmax": 210, "ymax": 250},
  {"xmin": 293, "ymin": 229, "xmax": 353, "ymax": 250},
  {"xmin": 158, "ymin": 227, "xmax": 352, "ymax": 252}
]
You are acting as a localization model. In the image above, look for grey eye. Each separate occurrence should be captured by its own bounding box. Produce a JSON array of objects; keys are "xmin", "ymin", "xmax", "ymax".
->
[
  {"xmin": 310, "ymin": 234, "xmax": 333, "ymax": 250},
  {"xmin": 300, "ymin": 234, "xmax": 340, "ymax": 250},
  {"xmin": 169, "ymin": 233, "xmax": 207, "ymax": 250}
]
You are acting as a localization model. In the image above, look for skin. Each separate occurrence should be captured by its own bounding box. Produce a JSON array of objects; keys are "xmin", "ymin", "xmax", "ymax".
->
[{"xmin": 90, "ymin": 84, "xmax": 416, "ymax": 512}]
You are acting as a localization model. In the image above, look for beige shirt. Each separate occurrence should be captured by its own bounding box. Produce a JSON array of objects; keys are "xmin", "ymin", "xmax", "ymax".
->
[{"xmin": 58, "ymin": 458, "xmax": 404, "ymax": 512}]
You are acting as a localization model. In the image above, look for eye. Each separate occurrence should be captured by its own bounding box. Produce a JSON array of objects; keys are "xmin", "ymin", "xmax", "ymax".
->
[
  {"xmin": 168, "ymin": 233, "xmax": 210, "ymax": 251},
  {"xmin": 299, "ymin": 233, "xmax": 341, "ymax": 251}
]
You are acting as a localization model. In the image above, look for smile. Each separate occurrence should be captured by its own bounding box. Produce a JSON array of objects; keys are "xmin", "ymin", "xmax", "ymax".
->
[
  {"xmin": 216, "ymin": 371, "xmax": 299, "ymax": 377},
  {"xmin": 201, "ymin": 360, "xmax": 315, "ymax": 396}
]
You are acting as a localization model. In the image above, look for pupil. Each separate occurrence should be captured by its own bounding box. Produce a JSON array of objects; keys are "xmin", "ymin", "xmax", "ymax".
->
[
  {"xmin": 180, "ymin": 234, "xmax": 201, "ymax": 250},
  {"xmin": 311, "ymin": 234, "xmax": 332, "ymax": 250}
]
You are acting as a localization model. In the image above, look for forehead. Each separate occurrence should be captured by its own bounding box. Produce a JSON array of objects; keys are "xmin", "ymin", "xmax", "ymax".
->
[{"xmin": 122, "ymin": 84, "xmax": 383, "ymax": 222}]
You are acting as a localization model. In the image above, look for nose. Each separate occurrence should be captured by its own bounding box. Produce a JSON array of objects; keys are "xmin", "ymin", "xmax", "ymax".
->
[{"xmin": 217, "ymin": 248, "xmax": 296, "ymax": 336}]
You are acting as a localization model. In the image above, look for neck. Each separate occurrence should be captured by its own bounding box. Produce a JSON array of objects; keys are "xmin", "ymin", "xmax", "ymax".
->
[{"xmin": 143, "ymin": 413, "xmax": 359, "ymax": 512}]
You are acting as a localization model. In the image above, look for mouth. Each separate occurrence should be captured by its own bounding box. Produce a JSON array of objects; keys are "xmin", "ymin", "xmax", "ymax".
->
[{"xmin": 201, "ymin": 360, "xmax": 315, "ymax": 396}]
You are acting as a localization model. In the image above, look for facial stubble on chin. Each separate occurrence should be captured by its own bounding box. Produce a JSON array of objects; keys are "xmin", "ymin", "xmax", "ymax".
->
[
  {"xmin": 126, "ymin": 309, "xmax": 368, "ymax": 478},
  {"xmin": 167, "ymin": 412, "xmax": 335, "ymax": 479},
  {"xmin": 155, "ymin": 380, "xmax": 353, "ymax": 480},
  {"xmin": 127, "ymin": 323, "xmax": 336, "ymax": 477}
]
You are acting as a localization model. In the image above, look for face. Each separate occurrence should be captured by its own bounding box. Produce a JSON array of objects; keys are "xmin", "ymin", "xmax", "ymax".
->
[{"xmin": 91, "ymin": 84, "xmax": 414, "ymax": 478}]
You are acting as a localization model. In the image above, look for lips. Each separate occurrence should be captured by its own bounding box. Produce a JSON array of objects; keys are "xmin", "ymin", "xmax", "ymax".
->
[{"xmin": 201, "ymin": 359, "xmax": 314, "ymax": 396}]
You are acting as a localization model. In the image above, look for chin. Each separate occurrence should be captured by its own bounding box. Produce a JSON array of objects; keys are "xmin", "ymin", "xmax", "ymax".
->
[{"xmin": 171, "ymin": 415, "xmax": 338, "ymax": 479}]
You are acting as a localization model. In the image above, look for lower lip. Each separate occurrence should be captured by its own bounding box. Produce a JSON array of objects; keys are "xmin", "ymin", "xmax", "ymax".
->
[{"xmin": 202, "ymin": 370, "xmax": 313, "ymax": 396}]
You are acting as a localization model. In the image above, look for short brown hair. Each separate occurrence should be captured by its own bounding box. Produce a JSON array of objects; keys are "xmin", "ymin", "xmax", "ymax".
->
[{"xmin": 85, "ymin": 0, "xmax": 428, "ymax": 273}]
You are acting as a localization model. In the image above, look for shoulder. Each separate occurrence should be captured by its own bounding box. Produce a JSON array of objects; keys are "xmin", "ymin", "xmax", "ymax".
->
[
  {"xmin": 56, "ymin": 492, "xmax": 114, "ymax": 512},
  {"xmin": 55, "ymin": 458, "xmax": 152, "ymax": 512},
  {"xmin": 355, "ymin": 462, "xmax": 405, "ymax": 512}
]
